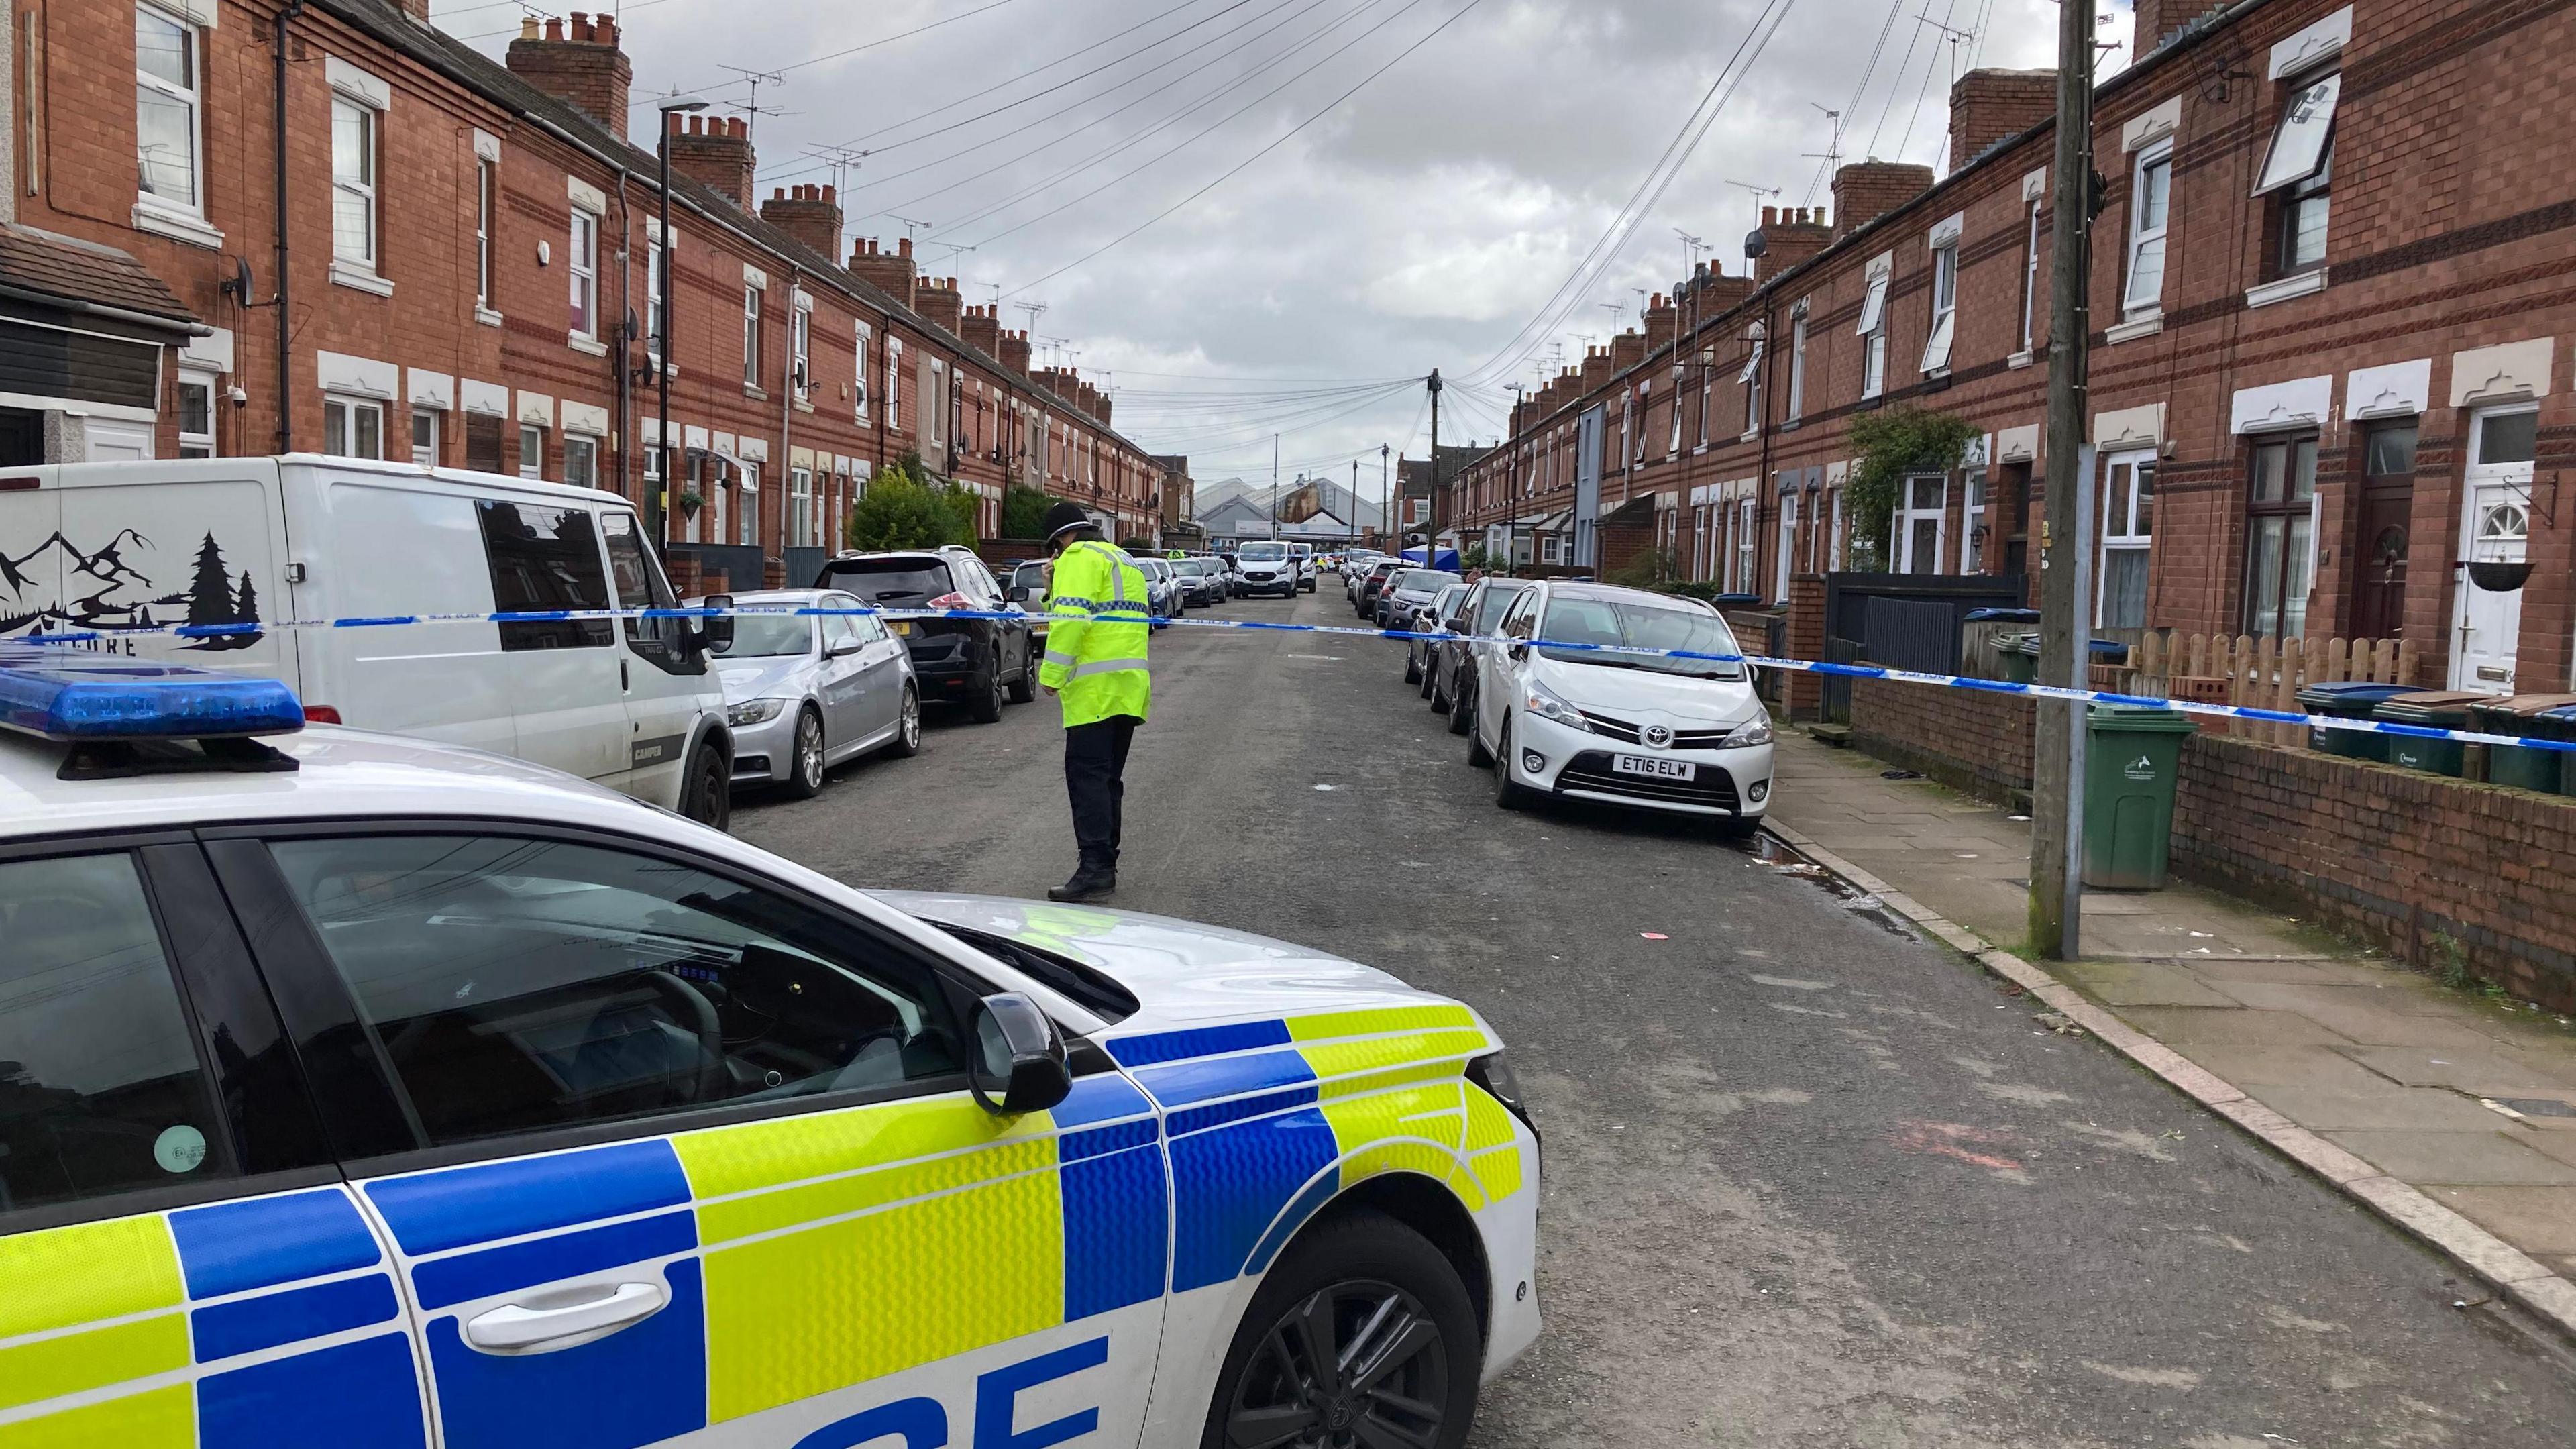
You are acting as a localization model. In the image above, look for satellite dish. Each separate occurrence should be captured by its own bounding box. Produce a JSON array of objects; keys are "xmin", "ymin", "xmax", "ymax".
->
[{"xmin": 220, "ymin": 255, "xmax": 258, "ymax": 304}]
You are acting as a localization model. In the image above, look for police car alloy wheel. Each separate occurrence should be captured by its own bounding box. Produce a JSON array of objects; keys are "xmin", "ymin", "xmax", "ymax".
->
[{"xmin": 1203, "ymin": 1210, "xmax": 1480, "ymax": 1449}]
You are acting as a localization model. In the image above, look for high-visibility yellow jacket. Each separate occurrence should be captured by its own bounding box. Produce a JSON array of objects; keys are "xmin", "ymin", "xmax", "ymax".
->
[{"xmin": 1040, "ymin": 539, "xmax": 1151, "ymax": 727}]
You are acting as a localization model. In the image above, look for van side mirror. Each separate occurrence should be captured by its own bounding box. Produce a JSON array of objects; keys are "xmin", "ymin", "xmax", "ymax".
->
[
  {"xmin": 969, "ymin": 993, "xmax": 1070, "ymax": 1116},
  {"xmin": 698, "ymin": 593, "xmax": 736, "ymax": 654}
]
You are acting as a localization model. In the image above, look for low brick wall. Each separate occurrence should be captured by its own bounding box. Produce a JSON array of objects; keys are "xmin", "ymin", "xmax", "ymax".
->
[
  {"xmin": 2174, "ymin": 736, "xmax": 2576, "ymax": 1012},
  {"xmin": 1849, "ymin": 676, "xmax": 2036, "ymax": 810},
  {"xmin": 1834, "ymin": 680, "xmax": 2576, "ymax": 1010}
]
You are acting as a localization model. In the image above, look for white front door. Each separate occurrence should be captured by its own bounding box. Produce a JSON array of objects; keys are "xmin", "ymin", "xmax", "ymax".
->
[{"xmin": 2449, "ymin": 406, "xmax": 2536, "ymax": 692}]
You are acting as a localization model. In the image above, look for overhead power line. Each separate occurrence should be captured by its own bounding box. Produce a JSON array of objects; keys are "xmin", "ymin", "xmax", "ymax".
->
[{"xmin": 995, "ymin": 0, "xmax": 1489, "ymax": 292}]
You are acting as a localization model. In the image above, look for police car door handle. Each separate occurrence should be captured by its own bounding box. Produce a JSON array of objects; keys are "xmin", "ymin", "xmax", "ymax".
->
[{"xmin": 462, "ymin": 1280, "xmax": 669, "ymax": 1354}]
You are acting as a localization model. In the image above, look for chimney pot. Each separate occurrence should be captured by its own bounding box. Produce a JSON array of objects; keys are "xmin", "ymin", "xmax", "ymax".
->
[
  {"xmin": 666, "ymin": 111, "xmax": 682, "ymax": 135},
  {"xmin": 730, "ymin": 117, "xmax": 747, "ymax": 140},
  {"xmin": 822, "ymin": 184, "xmax": 836, "ymax": 203},
  {"xmin": 520, "ymin": 17, "xmax": 538, "ymax": 39},
  {"xmin": 544, "ymin": 16, "xmax": 563, "ymax": 40},
  {"xmin": 1762, "ymin": 205, "xmax": 1777, "ymax": 227},
  {"xmin": 898, "ymin": 237, "xmax": 913, "ymax": 258},
  {"xmin": 773, "ymin": 186, "xmax": 786, "ymax": 200},
  {"xmin": 597, "ymin": 15, "xmax": 617, "ymax": 45}
]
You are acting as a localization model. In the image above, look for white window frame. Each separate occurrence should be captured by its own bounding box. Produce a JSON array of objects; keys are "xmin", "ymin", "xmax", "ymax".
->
[
  {"xmin": 1737, "ymin": 334, "xmax": 1766, "ymax": 441},
  {"xmin": 789, "ymin": 466, "xmax": 816, "ymax": 548},
  {"xmin": 1668, "ymin": 366, "xmax": 1686, "ymax": 458},
  {"xmin": 2100, "ymin": 449, "xmax": 2158, "ymax": 629},
  {"xmin": 476, "ymin": 159, "xmax": 498, "ymax": 314},
  {"xmin": 323, "ymin": 395, "xmax": 385, "ymax": 460},
  {"xmin": 742, "ymin": 284, "xmax": 763, "ymax": 390},
  {"xmin": 133, "ymin": 2, "xmax": 204, "ymax": 219},
  {"xmin": 792, "ymin": 300, "xmax": 813, "ymax": 402},
  {"xmin": 1774, "ymin": 490, "xmax": 1798, "ymax": 600},
  {"xmin": 2123, "ymin": 142, "xmax": 2174, "ymax": 316},
  {"xmin": 1857, "ymin": 257, "xmax": 1892, "ymax": 400},
  {"xmin": 519, "ymin": 423, "xmax": 545, "ymax": 480},
  {"xmin": 1829, "ymin": 488, "xmax": 1846, "ymax": 571},
  {"xmin": 737, "ymin": 462, "xmax": 761, "ymax": 547},
  {"xmin": 330, "ymin": 95, "xmax": 380, "ymax": 272},
  {"xmin": 1962, "ymin": 472, "xmax": 1986, "ymax": 572},
  {"xmin": 561, "ymin": 432, "xmax": 598, "ymax": 490},
  {"xmin": 409, "ymin": 407, "xmax": 439, "ymax": 467},
  {"xmin": 2018, "ymin": 200, "xmax": 2042, "ymax": 355},
  {"xmin": 1921, "ymin": 241, "xmax": 1958, "ymax": 374},
  {"xmin": 176, "ymin": 367, "xmax": 217, "ymax": 458},
  {"xmin": 853, "ymin": 321, "xmax": 873, "ymax": 423},
  {"xmin": 568, "ymin": 208, "xmax": 600, "ymax": 342},
  {"xmin": 1785, "ymin": 303, "xmax": 1809, "ymax": 422},
  {"xmin": 885, "ymin": 338, "xmax": 902, "ymax": 431},
  {"xmin": 1894, "ymin": 474, "xmax": 1947, "ymax": 574},
  {"xmin": 1733, "ymin": 497, "xmax": 1758, "ymax": 593},
  {"xmin": 2255, "ymin": 71, "xmax": 2340, "ymax": 197}
]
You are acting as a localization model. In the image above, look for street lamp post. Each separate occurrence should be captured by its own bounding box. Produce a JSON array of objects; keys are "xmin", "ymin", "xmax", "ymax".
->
[{"xmin": 652, "ymin": 93, "xmax": 710, "ymax": 553}]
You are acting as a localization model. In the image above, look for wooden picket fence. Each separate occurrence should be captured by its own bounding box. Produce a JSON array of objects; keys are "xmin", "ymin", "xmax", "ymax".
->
[{"xmin": 2106, "ymin": 633, "xmax": 2420, "ymax": 744}]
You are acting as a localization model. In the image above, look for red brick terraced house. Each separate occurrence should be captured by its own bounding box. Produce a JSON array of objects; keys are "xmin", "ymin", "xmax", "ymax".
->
[
  {"xmin": 1, "ymin": 0, "xmax": 1164, "ymax": 588},
  {"xmin": 1448, "ymin": 0, "xmax": 2576, "ymax": 706}
]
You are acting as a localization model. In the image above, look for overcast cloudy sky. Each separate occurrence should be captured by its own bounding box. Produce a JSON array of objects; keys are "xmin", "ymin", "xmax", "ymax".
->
[{"xmin": 445, "ymin": 0, "xmax": 2136, "ymax": 499}]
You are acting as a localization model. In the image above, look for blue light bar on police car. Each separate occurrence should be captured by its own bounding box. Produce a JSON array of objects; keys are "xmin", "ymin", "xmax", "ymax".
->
[{"xmin": 0, "ymin": 648, "xmax": 305, "ymax": 743}]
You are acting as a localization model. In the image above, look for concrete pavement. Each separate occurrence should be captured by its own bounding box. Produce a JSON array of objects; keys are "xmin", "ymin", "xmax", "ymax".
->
[
  {"xmin": 736, "ymin": 588, "xmax": 2576, "ymax": 1445},
  {"xmin": 1769, "ymin": 727, "xmax": 2576, "ymax": 1334}
]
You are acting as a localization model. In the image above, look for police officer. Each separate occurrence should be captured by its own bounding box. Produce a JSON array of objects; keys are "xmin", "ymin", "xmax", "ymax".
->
[{"xmin": 1036, "ymin": 502, "xmax": 1150, "ymax": 902}]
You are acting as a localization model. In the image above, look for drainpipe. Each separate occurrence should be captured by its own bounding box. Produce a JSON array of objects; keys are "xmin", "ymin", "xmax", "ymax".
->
[
  {"xmin": 781, "ymin": 263, "xmax": 796, "ymax": 576},
  {"xmin": 1756, "ymin": 290, "xmax": 1778, "ymax": 595},
  {"xmin": 272, "ymin": 0, "xmax": 307, "ymax": 453},
  {"xmin": 612, "ymin": 167, "xmax": 631, "ymax": 505}
]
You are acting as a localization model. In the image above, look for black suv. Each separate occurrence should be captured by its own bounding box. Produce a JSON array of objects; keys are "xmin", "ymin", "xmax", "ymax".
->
[{"xmin": 813, "ymin": 546, "xmax": 1034, "ymax": 722}]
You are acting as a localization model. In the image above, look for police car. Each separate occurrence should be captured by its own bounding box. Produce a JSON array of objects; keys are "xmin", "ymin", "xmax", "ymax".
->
[{"xmin": 0, "ymin": 649, "xmax": 1540, "ymax": 1449}]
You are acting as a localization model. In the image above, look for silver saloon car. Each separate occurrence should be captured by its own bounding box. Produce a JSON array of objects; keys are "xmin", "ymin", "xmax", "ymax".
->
[{"xmin": 703, "ymin": 588, "xmax": 922, "ymax": 798}]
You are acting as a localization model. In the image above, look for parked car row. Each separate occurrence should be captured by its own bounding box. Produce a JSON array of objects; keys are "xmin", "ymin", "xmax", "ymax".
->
[{"xmin": 1382, "ymin": 573, "xmax": 1778, "ymax": 837}]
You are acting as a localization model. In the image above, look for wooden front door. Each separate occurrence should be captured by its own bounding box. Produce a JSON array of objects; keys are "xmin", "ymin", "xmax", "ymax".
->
[{"xmin": 2350, "ymin": 486, "xmax": 2410, "ymax": 641}]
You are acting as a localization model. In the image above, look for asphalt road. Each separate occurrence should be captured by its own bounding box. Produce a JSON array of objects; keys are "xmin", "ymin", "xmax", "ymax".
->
[{"xmin": 737, "ymin": 585, "xmax": 2576, "ymax": 1447}]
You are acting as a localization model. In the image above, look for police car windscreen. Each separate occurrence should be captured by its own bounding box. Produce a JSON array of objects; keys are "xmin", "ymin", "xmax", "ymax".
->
[
  {"xmin": 822, "ymin": 560, "xmax": 950, "ymax": 604},
  {"xmin": 1537, "ymin": 596, "xmax": 1743, "ymax": 678},
  {"xmin": 714, "ymin": 614, "xmax": 812, "ymax": 658}
]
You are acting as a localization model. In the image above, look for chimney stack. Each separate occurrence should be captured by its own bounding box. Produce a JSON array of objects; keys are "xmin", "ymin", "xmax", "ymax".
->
[
  {"xmin": 846, "ymin": 236, "xmax": 917, "ymax": 301},
  {"xmin": 505, "ymin": 11, "xmax": 632, "ymax": 138},
  {"xmin": 1643, "ymin": 292, "xmax": 1677, "ymax": 352},
  {"xmin": 1748, "ymin": 207, "xmax": 1831, "ymax": 286},
  {"xmin": 665, "ymin": 113, "xmax": 755, "ymax": 209},
  {"xmin": 1000, "ymin": 330, "xmax": 1033, "ymax": 376},
  {"xmin": 961, "ymin": 303, "xmax": 1002, "ymax": 357},
  {"xmin": 759, "ymin": 184, "xmax": 843, "ymax": 265},
  {"xmin": 912, "ymin": 275, "xmax": 963, "ymax": 333},
  {"xmin": 1832, "ymin": 159, "xmax": 1936, "ymax": 241},
  {"xmin": 1949, "ymin": 69, "xmax": 2056, "ymax": 170}
]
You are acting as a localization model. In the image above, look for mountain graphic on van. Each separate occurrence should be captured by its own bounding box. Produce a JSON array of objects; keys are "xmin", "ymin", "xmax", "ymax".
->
[{"xmin": 0, "ymin": 528, "xmax": 262, "ymax": 649}]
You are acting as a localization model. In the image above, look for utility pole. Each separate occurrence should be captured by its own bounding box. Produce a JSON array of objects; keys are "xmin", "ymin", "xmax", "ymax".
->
[
  {"xmin": 1506, "ymin": 382, "xmax": 1525, "ymax": 575},
  {"xmin": 1426, "ymin": 370, "xmax": 1444, "ymax": 565},
  {"xmin": 1271, "ymin": 433, "xmax": 1281, "ymax": 541},
  {"xmin": 1381, "ymin": 444, "xmax": 1391, "ymax": 547},
  {"xmin": 2031, "ymin": 0, "xmax": 2098, "ymax": 959},
  {"xmin": 1352, "ymin": 459, "xmax": 1360, "ymax": 549}
]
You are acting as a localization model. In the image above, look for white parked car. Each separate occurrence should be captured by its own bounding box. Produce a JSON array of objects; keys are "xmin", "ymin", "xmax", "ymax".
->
[
  {"xmin": 703, "ymin": 588, "xmax": 921, "ymax": 798},
  {"xmin": 0, "ymin": 455, "xmax": 736, "ymax": 824},
  {"xmin": 1232, "ymin": 541, "xmax": 1298, "ymax": 598},
  {"xmin": 1466, "ymin": 581, "xmax": 1774, "ymax": 835}
]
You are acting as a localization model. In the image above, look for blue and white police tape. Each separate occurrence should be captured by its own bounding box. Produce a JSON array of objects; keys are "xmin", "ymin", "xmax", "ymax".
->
[{"xmin": 20, "ymin": 603, "xmax": 2576, "ymax": 756}]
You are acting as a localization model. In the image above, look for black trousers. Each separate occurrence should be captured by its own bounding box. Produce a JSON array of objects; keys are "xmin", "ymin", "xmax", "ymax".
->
[{"xmin": 1064, "ymin": 715, "xmax": 1140, "ymax": 867}]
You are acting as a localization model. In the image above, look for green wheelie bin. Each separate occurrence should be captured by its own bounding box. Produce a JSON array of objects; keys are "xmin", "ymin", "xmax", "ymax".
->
[
  {"xmin": 2372, "ymin": 691, "xmax": 2488, "ymax": 776},
  {"xmin": 2537, "ymin": 704, "xmax": 2576, "ymax": 796},
  {"xmin": 2296, "ymin": 680, "xmax": 2411, "ymax": 761},
  {"xmin": 2474, "ymin": 694, "xmax": 2576, "ymax": 793},
  {"xmin": 2083, "ymin": 704, "xmax": 2198, "ymax": 890}
]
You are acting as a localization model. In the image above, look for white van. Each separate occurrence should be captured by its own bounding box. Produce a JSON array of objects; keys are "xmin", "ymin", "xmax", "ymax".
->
[{"xmin": 0, "ymin": 455, "xmax": 737, "ymax": 824}]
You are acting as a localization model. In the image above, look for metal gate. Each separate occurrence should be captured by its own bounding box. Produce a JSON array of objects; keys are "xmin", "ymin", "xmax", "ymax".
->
[{"xmin": 1818, "ymin": 572, "xmax": 2027, "ymax": 722}]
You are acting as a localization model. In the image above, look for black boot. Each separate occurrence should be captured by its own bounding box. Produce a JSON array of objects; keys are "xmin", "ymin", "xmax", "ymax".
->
[{"xmin": 1049, "ymin": 856, "xmax": 1116, "ymax": 902}]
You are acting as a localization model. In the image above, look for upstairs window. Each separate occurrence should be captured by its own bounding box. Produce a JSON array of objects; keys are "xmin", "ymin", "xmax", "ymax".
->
[
  {"xmin": 331, "ymin": 98, "xmax": 378, "ymax": 270},
  {"xmin": 1785, "ymin": 304, "xmax": 1809, "ymax": 421},
  {"xmin": 1737, "ymin": 332, "xmax": 1766, "ymax": 438},
  {"xmin": 476, "ymin": 160, "xmax": 497, "ymax": 312},
  {"xmin": 2017, "ymin": 199, "xmax": 2041, "ymax": 354},
  {"xmin": 1920, "ymin": 241, "xmax": 1957, "ymax": 374},
  {"xmin": 2123, "ymin": 144, "xmax": 2173, "ymax": 315},
  {"xmin": 792, "ymin": 303, "xmax": 812, "ymax": 402},
  {"xmin": 568, "ymin": 209, "xmax": 599, "ymax": 340},
  {"xmin": 742, "ymin": 284, "xmax": 763, "ymax": 388},
  {"xmin": 853, "ymin": 321, "xmax": 873, "ymax": 422},
  {"xmin": 2257, "ymin": 72, "xmax": 2339, "ymax": 276},
  {"xmin": 134, "ymin": 4, "xmax": 201, "ymax": 214},
  {"xmin": 1856, "ymin": 258, "xmax": 1892, "ymax": 398}
]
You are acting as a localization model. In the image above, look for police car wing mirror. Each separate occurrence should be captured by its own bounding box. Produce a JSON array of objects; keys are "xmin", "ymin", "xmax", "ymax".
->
[
  {"xmin": 697, "ymin": 594, "xmax": 736, "ymax": 655},
  {"xmin": 969, "ymin": 992, "xmax": 1070, "ymax": 1116}
]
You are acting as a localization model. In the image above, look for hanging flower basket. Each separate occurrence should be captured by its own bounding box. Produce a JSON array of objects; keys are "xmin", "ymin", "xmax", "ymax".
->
[
  {"xmin": 2467, "ymin": 559, "xmax": 2531, "ymax": 592},
  {"xmin": 676, "ymin": 490, "xmax": 706, "ymax": 517}
]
